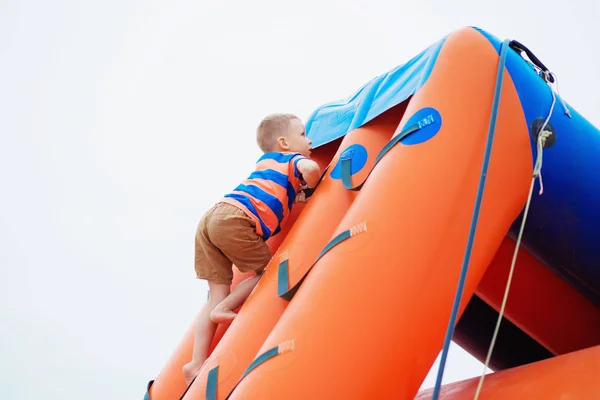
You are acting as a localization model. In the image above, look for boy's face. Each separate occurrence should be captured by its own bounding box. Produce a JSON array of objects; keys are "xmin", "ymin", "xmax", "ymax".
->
[{"xmin": 280, "ymin": 118, "xmax": 312, "ymax": 157}]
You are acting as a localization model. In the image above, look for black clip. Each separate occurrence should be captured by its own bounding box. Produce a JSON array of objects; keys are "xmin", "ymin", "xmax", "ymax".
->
[{"xmin": 509, "ymin": 40, "xmax": 555, "ymax": 83}]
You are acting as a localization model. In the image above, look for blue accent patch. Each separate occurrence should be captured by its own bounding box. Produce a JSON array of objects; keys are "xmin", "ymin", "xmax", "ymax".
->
[
  {"xmin": 330, "ymin": 144, "xmax": 368, "ymax": 180},
  {"xmin": 400, "ymin": 107, "xmax": 442, "ymax": 145}
]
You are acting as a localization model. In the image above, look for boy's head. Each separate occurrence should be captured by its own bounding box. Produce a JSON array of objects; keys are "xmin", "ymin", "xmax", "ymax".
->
[{"xmin": 256, "ymin": 113, "xmax": 312, "ymax": 157}]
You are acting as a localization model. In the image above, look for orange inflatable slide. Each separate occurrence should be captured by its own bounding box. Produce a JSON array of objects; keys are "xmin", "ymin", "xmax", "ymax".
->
[{"xmin": 145, "ymin": 26, "xmax": 600, "ymax": 399}]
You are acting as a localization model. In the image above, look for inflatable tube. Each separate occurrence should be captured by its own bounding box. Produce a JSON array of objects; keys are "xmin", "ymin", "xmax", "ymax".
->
[
  {"xmin": 228, "ymin": 27, "xmax": 534, "ymax": 400},
  {"xmin": 181, "ymin": 104, "xmax": 405, "ymax": 400},
  {"xmin": 475, "ymin": 236, "xmax": 600, "ymax": 356},
  {"xmin": 415, "ymin": 345, "xmax": 600, "ymax": 399}
]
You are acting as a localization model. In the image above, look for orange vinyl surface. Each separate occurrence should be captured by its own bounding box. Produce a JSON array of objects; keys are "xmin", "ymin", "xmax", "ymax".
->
[
  {"xmin": 415, "ymin": 345, "xmax": 600, "ymax": 399},
  {"xmin": 228, "ymin": 27, "xmax": 533, "ymax": 400}
]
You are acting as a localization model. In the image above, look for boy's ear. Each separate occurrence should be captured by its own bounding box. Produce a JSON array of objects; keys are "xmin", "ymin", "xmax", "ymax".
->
[{"xmin": 277, "ymin": 136, "xmax": 288, "ymax": 149}]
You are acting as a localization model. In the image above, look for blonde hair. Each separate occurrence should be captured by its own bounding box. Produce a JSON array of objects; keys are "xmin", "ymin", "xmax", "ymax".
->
[{"xmin": 256, "ymin": 113, "xmax": 299, "ymax": 153}]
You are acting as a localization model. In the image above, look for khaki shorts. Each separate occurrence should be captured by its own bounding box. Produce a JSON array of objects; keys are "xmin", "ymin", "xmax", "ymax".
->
[{"xmin": 194, "ymin": 202, "xmax": 272, "ymax": 285}]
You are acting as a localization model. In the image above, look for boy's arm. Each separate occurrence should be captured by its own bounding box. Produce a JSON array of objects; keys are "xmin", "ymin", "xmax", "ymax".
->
[{"xmin": 295, "ymin": 158, "xmax": 321, "ymax": 188}]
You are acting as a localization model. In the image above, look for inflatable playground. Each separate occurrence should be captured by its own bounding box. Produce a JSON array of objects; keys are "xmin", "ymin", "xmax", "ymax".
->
[{"xmin": 144, "ymin": 26, "xmax": 600, "ymax": 399}]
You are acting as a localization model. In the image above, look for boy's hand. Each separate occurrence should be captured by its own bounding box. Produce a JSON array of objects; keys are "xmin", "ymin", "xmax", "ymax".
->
[{"xmin": 294, "ymin": 190, "xmax": 308, "ymax": 203}]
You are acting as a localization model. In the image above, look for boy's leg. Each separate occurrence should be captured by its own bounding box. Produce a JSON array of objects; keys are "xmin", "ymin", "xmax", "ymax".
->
[
  {"xmin": 205, "ymin": 205, "xmax": 272, "ymax": 324},
  {"xmin": 184, "ymin": 205, "xmax": 236, "ymax": 385},
  {"xmin": 210, "ymin": 273, "xmax": 263, "ymax": 324},
  {"xmin": 182, "ymin": 280, "xmax": 230, "ymax": 385},
  {"xmin": 182, "ymin": 202, "xmax": 271, "ymax": 382}
]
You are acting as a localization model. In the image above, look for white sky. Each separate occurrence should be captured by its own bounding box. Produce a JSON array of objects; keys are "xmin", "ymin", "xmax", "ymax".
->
[{"xmin": 1, "ymin": 1, "xmax": 598, "ymax": 399}]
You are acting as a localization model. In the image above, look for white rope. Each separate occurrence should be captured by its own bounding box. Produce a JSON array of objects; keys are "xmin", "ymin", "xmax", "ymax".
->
[
  {"xmin": 532, "ymin": 85, "xmax": 556, "ymax": 195},
  {"xmin": 473, "ymin": 75, "xmax": 559, "ymax": 400},
  {"xmin": 547, "ymin": 71, "xmax": 571, "ymax": 118},
  {"xmin": 472, "ymin": 175, "xmax": 536, "ymax": 400}
]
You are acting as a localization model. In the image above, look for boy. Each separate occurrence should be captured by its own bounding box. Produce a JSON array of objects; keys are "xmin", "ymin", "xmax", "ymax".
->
[{"xmin": 182, "ymin": 113, "xmax": 321, "ymax": 384}]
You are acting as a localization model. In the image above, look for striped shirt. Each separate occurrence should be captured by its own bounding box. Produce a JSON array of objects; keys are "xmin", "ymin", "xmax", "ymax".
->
[{"xmin": 221, "ymin": 152, "xmax": 308, "ymax": 240}]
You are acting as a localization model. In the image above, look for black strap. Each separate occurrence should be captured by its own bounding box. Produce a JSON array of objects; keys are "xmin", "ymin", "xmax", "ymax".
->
[
  {"xmin": 340, "ymin": 119, "xmax": 430, "ymax": 191},
  {"xmin": 143, "ymin": 380, "xmax": 154, "ymax": 400},
  {"xmin": 205, "ymin": 366, "xmax": 218, "ymax": 400},
  {"xmin": 224, "ymin": 344, "xmax": 291, "ymax": 399},
  {"xmin": 277, "ymin": 224, "xmax": 365, "ymax": 301},
  {"xmin": 241, "ymin": 347, "xmax": 279, "ymax": 379},
  {"xmin": 277, "ymin": 259, "xmax": 291, "ymax": 300},
  {"xmin": 509, "ymin": 40, "xmax": 554, "ymax": 83}
]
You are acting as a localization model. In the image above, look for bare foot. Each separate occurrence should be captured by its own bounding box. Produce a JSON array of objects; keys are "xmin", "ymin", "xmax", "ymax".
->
[
  {"xmin": 210, "ymin": 304, "xmax": 237, "ymax": 324},
  {"xmin": 182, "ymin": 360, "xmax": 203, "ymax": 385}
]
